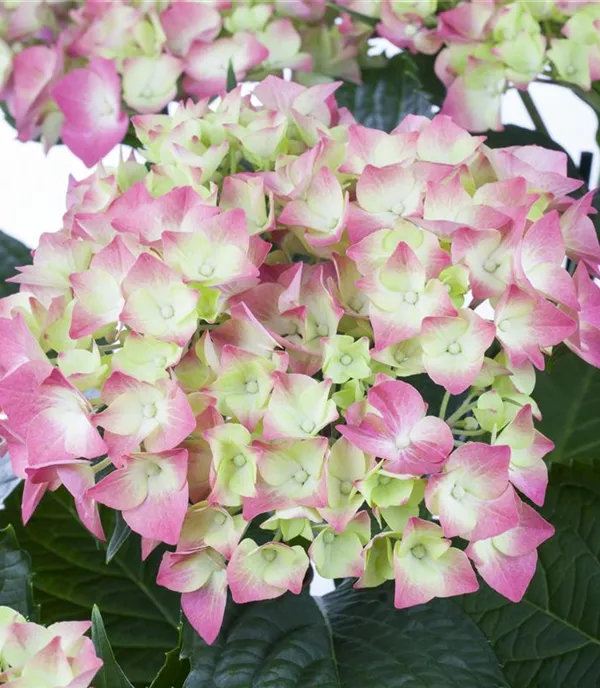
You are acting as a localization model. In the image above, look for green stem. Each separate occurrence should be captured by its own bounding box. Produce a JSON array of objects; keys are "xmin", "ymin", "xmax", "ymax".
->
[
  {"xmin": 97, "ymin": 343, "xmax": 121, "ymax": 354},
  {"xmin": 438, "ymin": 391, "xmax": 451, "ymax": 420},
  {"xmin": 518, "ymin": 90, "xmax": 550, "ymax": 138},
  {"xmin": 326, "ymin": 2, "xmax": 378, "ymax": 26},
  {"xmin": 451, "ymin": 428, "xmax": 488, "ymax": 438},
  {"xmin": 93, "ymin": 458, "xmax": 111, "ymax": 474},
  {"xmin": 490, "ymin": 425, "xmax": 498, "ymax": 444},
  {"xmin": 445, "ymin": 394, "xmax": 476, "ymax": 426}
]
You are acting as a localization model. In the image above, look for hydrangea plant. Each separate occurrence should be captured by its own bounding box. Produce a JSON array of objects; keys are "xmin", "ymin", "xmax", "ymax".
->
[
  {"xmin": 0, "ymin": 76, "xmax": 598, "ymax": 672},
  {"xmin": 2, "ymin": 0, "xmax": 600, "ymax": 169}
]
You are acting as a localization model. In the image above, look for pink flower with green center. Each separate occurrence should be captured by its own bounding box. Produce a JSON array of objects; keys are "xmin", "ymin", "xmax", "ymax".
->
[
  {"xmin": 310, "ymin": 511, "xmax": 370, "ymax": 579},
  {"xmin": 227, "ymin": 539, "xmax": 309, "ymax": 604},
  {"xmin": 95, "ymin": 372, "xmax": 196, "ymax": 464},
  {"xmin": 393, "ymin": 517, "xmax": 478, "ymax": 609},
  {"xmin": 494, "ymin": 285, "xmax": 576, "ymax": 370},
  {"xmin": 420, "ymin": 309, "xmax": 496, "ymax": 394},
  {"xmin": 262, "ymin": 372, "xmax": 338, "ymax": 440},
  {"xmin": 0, "ymin": 608, "xmax": 102, "ymax": 688},
  {"xmin": 120, "ymin": 253, "xmax": 199, "ymax": 347},
  {"xmin": 243, "ymin": 437, "xmax": 328, "ymax": 519},
  {"xmin": 88, "ymin": 449, "xmax": 189, "ymax": 545},
  {"xmin": 358, "ymin": 241, "xmax": 457, "ymax": 350},
  {"xmin": 339, "ymin": 378, "xmax": 453, "ymax": 474},
  {"xmin": 204, "ymin": 423, "xmax": 259, "ymax": 507},
  {"xmin": 425, "ymin": 442, "xmax": 519, "ymax": 541}
]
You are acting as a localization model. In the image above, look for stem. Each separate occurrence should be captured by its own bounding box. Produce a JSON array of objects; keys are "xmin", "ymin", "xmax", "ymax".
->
[
  {"xmin": 93, "ymin": 458, "xmax": 111, "ymax": 474},
  {"xmin": 491, "ymin": 425, "xmax": 498, "ymax": 444},
  {"xmin": 451, "ymin": 428, "xmax": 488, "ymax": 438},
  {"xmin": 519, "ymin": 90, "xmax": 550, "ymax": 138},
  {"xmin": 97, "ymin": 343, "xmax": 121, "ymax": 354},
  {"xmin": 326, "ymin": 2, "xmax": 378, "ymax": 26},
  {"xmin": 445, "ymin": 394, "xmax": 476, "ymax": 426},
  {"xmin": 438, "ymin": 391, "xmax": 451, "ymax": 420}
]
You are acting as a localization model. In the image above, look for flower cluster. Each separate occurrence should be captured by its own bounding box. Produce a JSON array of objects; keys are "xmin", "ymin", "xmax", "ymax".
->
[
  {"xmin": 0, "ymin": 0, "xmax": 362, "ymax": 166},
  {"xmin": 338, "ymin": 0, "xmax": 600, "ymax": 131},
  {"xmin": 0, "ymin": 606, "xmax": 101, "ymax": 687},
  {"xmin": 1, "ymin": 75, "xmax": 599, "ymax": 644}
]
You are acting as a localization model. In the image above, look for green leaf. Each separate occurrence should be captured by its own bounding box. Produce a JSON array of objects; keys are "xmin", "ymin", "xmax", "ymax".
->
[
  {"xmin": 106, "ymin": 512, "xmax": 132, "ymax": 564},
  {"xmin": 0, "ymin": 525, "xmax": 34, "ymax": 618},
  {"xmin": 335, "ymin": 53, "xmax": 434, "ymax": 132},
  {"xmin": 226, "ymin": 60, "xmax": 237, "ymax": 93},
  {"xmin": 181, "ymin": 592, "xmax": 339, "ymax": 688},
  {"xmin": 409, "ymin": 53, "xmax": 445, "ymax": 106},
  {"xmin": 182, "ymin": 583, "xmax": 506, "ymax": 687},
  {"xmin": 0, "ymin": 230, "xmax": 32, "ymax": 298},
  {"xmin": 0, "ymin": 487, "xmax": 179, "ymax": 686},
  {"xmin": 324, "ymin": 583, "xmax": 508, "ymax": 688},
  {"xmin": 149, "ymin": 628, "xmax": 190, "ymax": 688},
  {"xmin": 460, "ymin": 462, "xmax": 600, "ymax": 687},
  {"xmin": 92, "ymin": 605, "xmax": 135, "ymax": 688},
  {"xmin": 534, "ymin": 351, "xmax": 600, "ymax": 464}
]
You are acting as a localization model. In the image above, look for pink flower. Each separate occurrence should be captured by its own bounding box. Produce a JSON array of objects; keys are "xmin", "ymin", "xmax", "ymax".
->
[
  {"xmin": 425, "ymin": 442, "xmax": 519, "ymax": 541},
  {"xmin": 494, "ymin": 285, "xmax": 576, "ymax": 370},
  {"xmin": 95, "ymin": 373, "xmax": 196, "ymax": 464},
  {"xmin": 420, "ymin": 309, "xmax": 496, "ymax": 394},
  {"xmin": 0, "ymin": 365, "xmax": 106, "ymax": 467},
  {"xmin": 88, "ymin": 449, "xmax": 189, "ymax": 545},
  {"xmin": 52, "ymin": 58, "xmax": 129, "ymax": 167},
  {"xmin": 157, "ymin": 547, "xmax": 227, "ymax": 645},
  {"xmin": 467, "ymin": 501, "xmax": 554, "ymax": 602},
  {"xmin": 565, "ymin": 263, "xmax": 600, "ymax": 368},
  {"xmin": 393, "ymin": 517, "xmax": 478, "ymax": 609},
  {"xmin": 339, "ymin": 379, "xmax": 453, "ymax": 475},
  {"xmin": 494, "ymin": 405, "xmax": 553, "ymax": 506},
  {"xmin": 227, "ymin": 539, "xmax": 309, "ymax": 603},
  {"xmin": 184, "ymin": 34, "xmax": 269, "ymax": 99},
  {"xmin": 358, "ymin": 242, "xmax": 456, "ymax": 350}
]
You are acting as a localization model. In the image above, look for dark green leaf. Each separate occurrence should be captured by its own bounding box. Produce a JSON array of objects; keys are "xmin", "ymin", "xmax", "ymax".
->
[
  {"xmin": 336, "ymin": 53, "xmax": 434, "ymax": 132},
  {"xmin": 409, "ymin": 53, "xmax": 445, "ymax": 106},
  {"xmin": 92, "ymin": 605, "xmax": 135, "ymax": 688},
  {"xmin": 106, "ymin": 511, "xmax": 132, "ymax": 564},
  {"xmin": 535, "ymin": 351, "xmax": 600, "ymax": 464},
  {"xmin": 0, "ymin": 230, "xmax": 32, "ymax": 298},
  {"xmin": 0, "ymin": 487, "xmax": 179, "ymax": 686},
  {"xmin": 460, "ymin": 463, "xmax": 600, "ymax": 687},
  {"xmin": 226, "ymin": 61, "xmax": 237, "ymax": 93},
  {"xmin": 181, "ymin": 592, "xmax": 339, "ymax": 688},
  {"xmin": 324, "ymin": 582, "xmax": 508, "ymax": 688},
  {"xmin": 0, "ymin": 525, "xmax": 34, "ymax": 618},
  {"xmin": 182, "ymin": 582, "xmax": 506, "ymax": 687},
  {"xmin": 483, "ymin": 125, "xmax": 582, "ymax": 180},
  {"xmin": 149, "ymin": 627, "xmax": 190, "ymax": 688}
]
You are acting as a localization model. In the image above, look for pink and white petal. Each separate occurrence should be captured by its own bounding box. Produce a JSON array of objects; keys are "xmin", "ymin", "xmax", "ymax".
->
[
  {"xmin": 86, "ymin": 463, "xmax": 148, "ymax": 511},
  {"xmin": 467, "ymin": 539, "xmax": 537, "ymax": 603},
  {"xmin": 181, "ymin": 570, "xmax": 227, "ymax": 646},
  {"xmin": 125, "ymin": 483, "xmax": 188, "ymax": 545}
]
